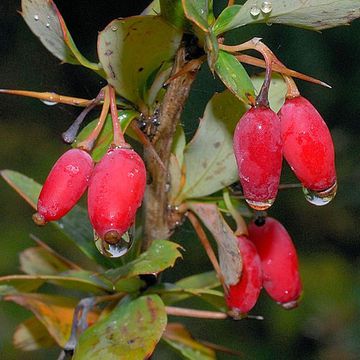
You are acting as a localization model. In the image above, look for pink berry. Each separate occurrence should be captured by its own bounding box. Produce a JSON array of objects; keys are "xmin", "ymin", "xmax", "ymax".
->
[
  {"xmin": 33, "ymin": 149, "xmax": 94, "ymax": 225},
  {"xmin": 87, "ymin": 147, "xmax": 146, "ymax": 244},
  {"xmin": 279, "ymin": 96, "xmax": 337, "ymax": 205},
  {"xmin": 233, "ymin": 107, "xmax": 283, "ymax": 210},
  {"xmin": 248, "ymin": 217, "xmax": 302, "ymax": 309},
  {"xmin": 226, "ymin": 235, "xmax": 263, "ymax": 316}
]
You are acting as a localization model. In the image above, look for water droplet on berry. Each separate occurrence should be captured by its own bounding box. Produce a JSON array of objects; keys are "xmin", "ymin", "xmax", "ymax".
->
[
  {"xmin": 302, "ymin": 181, "xmax": 337, "ymax": 206},
  {"xmin": 34, "ymin": 15, "xmax": 39, "ymax": 21},
  {"xmin": 94, "ymin": 229, "xmax": 133, "ymax": 258},
  {"xmin": 245, "ymin": 198, "xmax": 274, "ymax": 211},
  {"xmin": 279, "ymin": 300, "xmax": 298, "ymax": 310},
  {"xmin": 250, "ymin": 6, "xmax": 261, "ymax": 17},
  {"xmin": 261, "ymin": 1, "xmax": 272, "ymax": 14}
]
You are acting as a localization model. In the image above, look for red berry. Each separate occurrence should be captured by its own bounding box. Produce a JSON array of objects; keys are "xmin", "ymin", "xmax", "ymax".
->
[
  {"xmin": 33, "ymin": 149, "xmax": 94, "ymax": 225},
  {"xmin": 233, "ymin": 107, "xmax": 282, "ymax": 210},
  {"xmin": 87, "ymin": 147, "xmax": 146, "ymax": 243},
  {"xmin": 279, "ymin": 96, "xmax": 337, "ymax": 205},
  {"xmin": 248, "ymin": 217, "xmax": 302, "ymax": 309},
  {"xmin": 226, "ymin": 235, "xmax": 263, "ymax": 316}
]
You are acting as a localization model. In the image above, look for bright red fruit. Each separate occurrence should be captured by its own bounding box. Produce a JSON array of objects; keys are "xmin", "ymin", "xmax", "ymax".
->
[
  {"xmin": 279, "ymin": 96, "xmax": 336, "ymax": 203},
  {"xmin": 233, "ymin": 107, "xmax": 282, "ymax": 210},
  {"xmin": 226, "ymin": 235, "xmax": 263, "ymax": 316},
  {"xmin": 248, "ymin": 217, "xmax": 302, "ymax": 309},
  {"xmin": 87, "ymin": 147, "xmax": 146, "ymax": 243},
  {"xmin": 33, "ymin": 149, "xmax": 94, "ymax": 225}
]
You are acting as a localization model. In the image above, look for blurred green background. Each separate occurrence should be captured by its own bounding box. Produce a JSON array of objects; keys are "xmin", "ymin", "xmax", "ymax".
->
[{"xmin": 0, "ymin": 1, "xmax": 359, "ymax": 359}]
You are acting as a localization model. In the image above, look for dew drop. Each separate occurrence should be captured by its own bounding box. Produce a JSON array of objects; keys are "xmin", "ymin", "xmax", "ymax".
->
[
  {"xmin": 46, "ymin": 22, "xmax": 50, "ymax": 28},
  {"xmin": 279, "ymin": 300, "xmax": 299, "ymax": 310},
  {"xmin": 111, "ymin": 25, "xmax": 118, "ymax": 31},
  {"xmin": 34, "ymin": 15, "xmax": 39, "ymax": 21},
  {"xmin": 250, "ymin": 6, "xmax": 261, "ymax": 17},
  {"xmin": 245, "ymin": 198, "xmax": 274, "ymax": 211},
  {"xmin": 302, "ymin": 181, "xmax": 337, "ymax": 206},
  {"xmin": 40, "ymin": 94, "xmax": 57, "ymax": 106},
  {"xmin": 261, "ymin": 1, "xmax": 272, "ymax": 14},
  {"xmin": 94, "ymin": 229, "xmax": 133, "ymax": 258}
]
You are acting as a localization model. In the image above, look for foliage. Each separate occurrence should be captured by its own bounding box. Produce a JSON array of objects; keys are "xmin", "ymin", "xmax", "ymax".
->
[{"xmin": 1, "ymin": 0, "xmax": 359, "ymax": 359}]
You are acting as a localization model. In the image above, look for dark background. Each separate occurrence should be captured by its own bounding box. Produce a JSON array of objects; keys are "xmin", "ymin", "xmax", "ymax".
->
[{"xmin": 0, "ymin": 1, "xmax": 359, "ymax": 359}]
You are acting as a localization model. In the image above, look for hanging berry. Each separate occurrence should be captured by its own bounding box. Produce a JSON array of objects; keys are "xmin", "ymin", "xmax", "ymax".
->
[
  {"xmin": 226, "ymin": 235, "xmax": 263, "ymax": 316},
  {"xmin": 279, "ymin": 95, "xmax": 337, "ymax": 205},
  {"xmin": 233, "ymin": 107, "xmax": 283, "ymax": 210},
  {"xmin": 33, "ymin": 149, "xmax": 94, "ymax": 225},
  {"xmin": 87, "ymin": 146, "xmax": 146, "ymax": 244},
  {"xmin": 248, "ymin": 217, "xmax": 302, "ymax": 309}
]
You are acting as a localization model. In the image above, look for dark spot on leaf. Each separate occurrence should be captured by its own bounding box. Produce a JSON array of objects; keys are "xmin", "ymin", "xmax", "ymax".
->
[
  {"xmin": 127, "ymin": 339, "xmax": 135, "ymax": 345},
  {"xmin": 138, "ymin": 67, "xmax": 144, "ymax": 72},
  {"xmin": 108, "ymin": 64, "xmax": 116, "ymax": 79},
  {"xmin": 213, "ymin": 141, "xmax": 221, "ymax": 148},
  {"xmin": 104, "ymin": 49, "xmax": 113, "ymax": 56},
  {"xmin": 105, "ymin": 41, "xmax": 111, "ymax": 46},
  {"xmin": 146, "ymin": 297, "xmax": 157, "ymax": 323}
]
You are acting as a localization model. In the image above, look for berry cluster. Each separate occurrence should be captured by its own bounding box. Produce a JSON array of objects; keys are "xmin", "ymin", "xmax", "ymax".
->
[
  {"xmin": 233, "ymin": 94, "xmax": 337, "ymax": 210},
  {"xmin": 226, "ymin": 217, "xmax": 302, "ymax": 316},
  {"xmin": 33, "ymin": 145, "xmax": 146, "ymax": 246}
]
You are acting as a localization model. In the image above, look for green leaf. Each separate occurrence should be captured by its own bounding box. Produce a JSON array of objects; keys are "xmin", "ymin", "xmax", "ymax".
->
[
  {"xmin": 74, "ymin": 110, "xmax": 139, "ymax": 162},
  {"xmin": 252, "ymin": 72, "xmax": 287, "ymax": 113},
  {"xmin": 177, "ymin": 90, "xmax": 246, "ymax": 201},
  {"xmin": 205, "ymin": 30, "xmax": 219, "ymax": 72},
  {"xmin": 188, "ymin": 203, "xmax": 242, "ymax": 287},
  {"xmin": 215, "ymin": 50, "xmax": 254, "ymax": 105},
  {"xmin": 182, "ymin": 0, "xmax": 211, "ymax": 33},
  {"xmin": 19, "ymin": 246, "xmax": 75, "ymax": 275},
  {"xmin": 213, "ymin": 1, "xmax": 360, "ymax": 34},
  {"xmin": 163, "ymin": 323, "xmax": 216, "ymax": 360},
  {"xmin": 0, "ymin": 272, "xmax": 112, "ymax": 294},
  {"xmin": 73, "ymin": 295, "xmax": 167, "ymax": 360},
  {"xmin": 172, "ymin": 125, "xmax": 186, "ymax": 167},
  {"xmin": 13, "ymin": 317, "xmax": 56, "ymax": 351},
  {"xmin": 176, "ymin": 271, "xmax": 219, "ymax": 289},
  {"xmin": 21, "ymin": 0, "xmax": 103, "ymax": 73},
  {"xmin": 97, "ymin": 16, "xmax": 182, "ymax": 107},
  {"xmin": 104, "ymin": 240, "xmax": 183, "ymax": 284},
  {"xmin": 160, "ymin": 0, "xmax": 188, "ymax": 30},
  {"xmin": 4, "ymin": 293, "xmax": 92, "ymax": 347},
  {"xmin": 0, "ymin": 170, "xmax": 115, "ymax": 268},
  {"xmin": 142, "ymin": 0, "xmax": 161, "ymax": 15}
]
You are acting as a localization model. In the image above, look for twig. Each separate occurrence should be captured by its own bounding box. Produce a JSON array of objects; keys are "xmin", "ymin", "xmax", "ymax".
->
[{"xmin": 166, "ymin": 306, "xmax": 227, "ymax": 319}]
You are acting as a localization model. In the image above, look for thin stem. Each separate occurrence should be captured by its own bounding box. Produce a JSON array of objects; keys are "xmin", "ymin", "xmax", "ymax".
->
[
  {"xmin": 283, "ymin": 75, "xmax": 301, "ymax": 99},
  {"xmin": 109, "ymin": 85, "xmax": 126, "ymax": 146},
  {"xmin": 166, "ymin": 306, "xmax": 227, "ymax": 319},
  {"xmin": 187, "ymin": 211, "xmax": 226, "ymax": 293},
  {"xmin": 130, "ymin": 122, "xmax": 166, "ymax": 172},
  {"xmin": 0, "ymin": 89, "xmax": 92, "ymax": 107},
  {"xmin": 62, "ymin": 89, "xmax": 104, "ymax": 144},
  {"xmin": 235, "ymin": 54, "xmax": 331, "ymax": 88},
  {"xmin": 227, "ymin": 0, "xmax": 235, "ymax": 6},
  {"xmin": 76, "ymin": 86, "xmax": 110, "ymax": 152}
]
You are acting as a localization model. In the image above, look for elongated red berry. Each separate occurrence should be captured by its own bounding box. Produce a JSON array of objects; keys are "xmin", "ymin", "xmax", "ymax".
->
[
  {"xmin": 233, "ymin": 107, "xmax": 282, "ymax": 210},
  {"xmin": 226, "ymin": 235, "xmax": 263, "ymax": 316},
  {"xmin": 279, "ymin": 96, "xmax": 336, "ymax": 205},
  {"xmin": 33, "ymin": 149, "xmax": 94, "ymax": 225},
  {"xmin": 87, "ymin": 147, "xmax": 146, "ymax": 244},
  {"xmin": 248, "ymin": 217, "xmax": 302, "ymax": 309}
]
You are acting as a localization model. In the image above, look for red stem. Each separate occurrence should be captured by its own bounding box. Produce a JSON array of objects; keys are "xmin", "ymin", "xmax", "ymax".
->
[{"xmin": 109, "ymin": 85, "xmax": 126, "ymax": 146}]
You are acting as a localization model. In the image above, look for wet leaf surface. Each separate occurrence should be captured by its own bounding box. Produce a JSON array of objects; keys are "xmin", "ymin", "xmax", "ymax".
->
[
  {"xmin": 13, "ymin": 316, "xmax": 56, "ymax": 351},
  {"xmin": 182, "ymin": 0, "xmax": 211, "ymax": 32},
  {"xmin": 73, "ymin": 295, "xmax": 167, "ymax": 360},
  {"xmin": 21, "ymin": 0, "xmax": 102, "ymax": 72},
  {"xmin": 178, "ymin": 90, "xmax": 246, "ymax": 201},
  {"xmin": 213, "ymin": 0, "xmax": 360, "ymax": 34},
  {"xmin": 188, "ymin": 203, "xmax": 242, "ymax": 287},
  {"xmin": 98, "ymin": 15, "xmax": 182, "ymax": 107}
]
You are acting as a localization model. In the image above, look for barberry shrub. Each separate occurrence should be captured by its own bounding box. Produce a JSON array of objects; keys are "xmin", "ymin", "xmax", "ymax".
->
[{"xmin": 1, "ymin": 0, "xmax": 359, "ymax": 359}]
